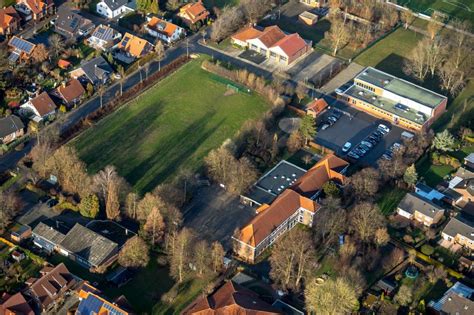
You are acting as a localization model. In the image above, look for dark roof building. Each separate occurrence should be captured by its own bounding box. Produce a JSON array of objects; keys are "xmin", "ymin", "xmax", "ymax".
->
[
  {"xmin": 32, "ymin": 222, "xmax": 66, "ymax": 253},
  {"xmin": 442, "ymin": 216, "xmax": 474, "ymax": 240},
  {"xmin": 102, "ymin": 0, "xmax": 128, "ymax": 11},
  {"xmin": 0, "ymin": 115, "xmax": 24, "ymax": 144},
  {"xmin": 182, "ymin": 281, "xmax": 282, "ymax": 314},
  {"xmin": 29, "ymin": 263, "xmax": 76, "ymax": 311},
  {"xmin": 397, "ymin": 192, "xmax": 445, "ymax": 218},
  {"xmin": 58, "ymin": 223, "xmax": 119, "ymax": 269},
  {"xmin": 70, "ymin": 56, "xmax": 113, "ymax": 86},
  {"xmin": 429, "ymin": 281, "xmax": 474, "ymax": 314},
  {"xmin": 54, "ymin": 6, "xmax": 94, "ymax": 39}
]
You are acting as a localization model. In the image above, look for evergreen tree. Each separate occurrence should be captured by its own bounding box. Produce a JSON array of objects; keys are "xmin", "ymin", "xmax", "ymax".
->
[
  {"xmin": 299, "ymin": 115, "xmax": 316, "ymax": 145},
  {"xmin": 403, "ymin": 164, "xmax": 418, "ymax": 186},
  {"xmin": 79, "ymin": 194, "xmax": 100, "ymax": 218}
]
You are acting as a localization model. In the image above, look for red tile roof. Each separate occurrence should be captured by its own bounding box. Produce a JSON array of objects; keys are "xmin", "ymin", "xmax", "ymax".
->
[
  {"xmin": 306, "ymin": 98, "xmax": 328, "ymax": 114},
  {"xmin": 55, "ymin": 79, "xmax": 85, "ymax": 104},
  {"xmin": 271, "ymin": 33, "xmax": 308, "ymax": 57},
  {"xmin": 231, "ymin": 26, "xmax": 263, "ymax": 42},
  {"xmin": 258, "ymin": 26, "xmax": 286, "ymax": 48},
  {"xmin": 238, "ymin": 189, "xmax": 319, "ymax": 247},
  {"xmin": 182, "ymin": 281, "xmax": 282, "ymax": 314},
  {"xmin": 147, "ymin": 17, "xmax": 179, "ymax": 37},
  {"xmin": 29, "ymin": 92, "xmax": 57, "ymax": 117},
  {"xmin": 179, "ymin": 1, "xmax": 210, "ymax": 24},
  {"xmin": 0, "ymin": 6, "xmax": 19, "ymax": 31},
  {"xmin": 0, "ymin": 292, "xmax": 34, "ymax": 315}
]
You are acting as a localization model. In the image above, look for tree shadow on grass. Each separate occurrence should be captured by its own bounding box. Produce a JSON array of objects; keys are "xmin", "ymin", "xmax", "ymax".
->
[{"xmin": 126, "ymin": 110, "xmax": 225, "ymax": 194}]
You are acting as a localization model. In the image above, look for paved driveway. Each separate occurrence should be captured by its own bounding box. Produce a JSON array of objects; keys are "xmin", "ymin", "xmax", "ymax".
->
[{"xmin": 183, "ymin": 186, "xmax": 255, "ymax": 250}]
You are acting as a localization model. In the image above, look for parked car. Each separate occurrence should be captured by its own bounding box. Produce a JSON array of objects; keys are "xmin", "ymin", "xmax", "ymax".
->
[
  {"xmin": 359, "ymin": 144, "xmax": 370, "ymax": 151},
  {"xmin": 391, "ymin": 142, "xmax": 402, "ymax": 151},
  {"xmin": 378, "ymin": 124, "xmax": 390, "ymax": 134},
  {"xmin": 382, "ymin": 151, "xmax": 393, "ymax": 160},
  {"xmin": 328, "ymin": 116, "xmax": 338, "ymax": 123},
  {"xmin": 373, "ymin": 130, "xmax": 384, "ymax": 138},
  {"xmin": 320, "ymin": 123, "xmax": 330, "ymax": 131},
  {"xmin": 361, "ymin": 140, "xmax": 373, "ymax": 148},
  {"xmin": 342, "ymin": 142, "xmax": 352, "ymax": 152},
  {"xmin": 46, "ymin": 199, "xmax": 58, "ymax": 208},
  {"xmin": 348, "ymin": 151, "xmax": 360, "ymax": 159},
  {"xmin": 367, "ymin": 137, "xmax": 378, "ymax": 145}
]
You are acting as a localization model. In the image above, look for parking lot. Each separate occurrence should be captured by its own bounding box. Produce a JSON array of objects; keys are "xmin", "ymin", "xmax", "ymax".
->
[{"xmin": 315, "ymin": 99, "xmax": 405, "ymax": 167}]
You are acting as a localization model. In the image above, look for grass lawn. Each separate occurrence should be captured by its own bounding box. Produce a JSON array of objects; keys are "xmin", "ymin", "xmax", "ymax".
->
[
  {"xmin": 377, "ymin": 187, "xmax": 408, "ymax": 215},
  {"xmin": 74, "ymin": 58, "xmax": 269, "ymax": 194},
  {"xmin": 354, "ymin": 27, "xmax": 423, "ymax": 79},
  {"xmin": 416, "ymin": 155, "xmax": 454, "ymax": 187},
  {"xmin": 396, "ymin": 0, "xmax": 474, "ymax": 26},
  {"xmin": 152, "ymin": 278, "xmax": 210, "ymax": 315},
  {"xmin": 105, "ymin": 256, "xmax": 175, "ymax": 314}
]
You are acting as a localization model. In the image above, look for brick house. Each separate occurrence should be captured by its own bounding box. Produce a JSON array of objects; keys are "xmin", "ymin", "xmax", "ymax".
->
[
  {"xmin": 53, "ymin": 79, "xmax": 86, "ymax": 106},
  {"xmin": 177, "ymin": 0, "xmax": 210, "ymax": 27},
  {"xmin": 396, "ymin": 192, "xmax": 445, "ymax": 227},
  {"xmin": 0, "ymin": 6, "xmax": 21, "ymax": 36},
  {"xmin": 441, "ymin": 217, "xmax": 474, "ymax": 251},
  {"xmin": 233, "ymin": 154, "xmax": 348, "ymax": 263},
  {"xmin": 231, "ymin": 25, "xmax": 312, "ymax": 66},
  {"xmin": 16, "ymin": 0, "xmax": 54, "ymax": 21}
]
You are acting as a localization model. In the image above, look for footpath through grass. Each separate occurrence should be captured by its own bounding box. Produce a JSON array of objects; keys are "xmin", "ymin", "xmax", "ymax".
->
[{"xmin": 74, "ymin": 58, "xmax": 269, "ymax": 194}]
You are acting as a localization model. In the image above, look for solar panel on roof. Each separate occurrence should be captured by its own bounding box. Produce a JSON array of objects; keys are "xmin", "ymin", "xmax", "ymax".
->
[
  {"xmin": 10, "ymin": 37, "xmax": 35, "ymax": 54},
  {"xmin": 8, "ymin": 52, "xmax": 20, "ymax": 63},
  {"xmin": 77, "ymin": 294, "xmax": 103, "ymax": 314},
  {"xmin": 102, "ymin": 303, "xmax": 127, "ymax": 315},
  {"xmin": 121, "ymin": 36, "xmax": 130, "ymax": 47}
]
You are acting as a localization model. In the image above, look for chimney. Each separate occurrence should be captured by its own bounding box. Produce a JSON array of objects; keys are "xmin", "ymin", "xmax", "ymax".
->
[{"xmin": 61, "ymin": 81, "xmax": 66, "ymax": 88}]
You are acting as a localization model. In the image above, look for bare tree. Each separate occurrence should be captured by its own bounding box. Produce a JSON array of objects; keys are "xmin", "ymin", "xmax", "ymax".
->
[
  {"xmin": 30, "ymin": 138, "xmax": 53, "ymax": 178},
  {"xmin": 0, "ymin": 192, "xmax": 20, "ymax": 233},
  {"xmin": 97, "ymin": 84, "xmax": 106, "ymax": 108},
  {"xmin": 240, "ymin": 0, "xmax": 272, "ymax": 23},
  {"xmin": 270, "ymin": 228, "xmax": 316, "ymax": 291},
  {"xmin": 400, "ymin": 8, "xmax": 415, "ymax": 29},
  {"xmin": 136, "ymin": 193, "xmax": 165, "ymax": 222},
  {"xmin": 305, "ymin": 277, "xmax": 359, "ymax": 315},
  {"xmin": 143, "ymin": 206, "xmax": 165, "ymax": 246},
  {"xmin": 193, "ymin": 240, "xmax": 211, "ymax": 277},
  {"xmin": 169, "ymin": 228, "xmax": 193, "ymax": 283},
  {"xmin": 210, "ymin": 6, "xmax": 245, "ymax": 42},
  {"xmin": 325, "ymin": 16, "xmax": 350, "ymax": 56},
  {"xmin": 31, "ymin": 44, "xmax": 49, "ymax": 63},
  {"xmin": 48, "ymin": 34, "xmax": 64, "ymax": 57},
  {"xmin": 210, "ymin": 241, "xmax": 225, "ymax": 273},
  {"xmin": 118, "ymin": 236, "xmax": 150, "ymax": 268},
  {"xmin": 427, "ymin": 17, "xmax": 442, "ymax": 40},
  {"xmin": 125, "ymin": 192, "xmax": 139, "ymax": 219},
  {"xmin": 349, "ymin": 167, "xmax": 380, "ymax": 199},
  {"xmin": 155, "ymin": 41, "xmax": 165, "ymax": 71},
  {"xmin": 93, "ymin": 165, "xmax": 125, "ymax": 220},
  {"xmin": 314, "ymin": 196, "xmax": 346, "ymax": 247},
  {"xmin": 349, "ymin": 202, "xmax": 385, "ymax": 244}
]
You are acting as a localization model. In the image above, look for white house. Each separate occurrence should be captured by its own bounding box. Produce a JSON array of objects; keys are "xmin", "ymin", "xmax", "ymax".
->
[
  {"xmin": 96, "ymin": 0, "xmax": 134, "ymax": 19},
  {"xmin": 87, "ymin": 24, "xmax": 122, "ymax": 51},
  {"xmin": 20, "ymin": 92, "xmax": 57, "ymax": 121},
  {"xmin": 145, "ymin": 16, "xmax": 185, "ymax": 44}
]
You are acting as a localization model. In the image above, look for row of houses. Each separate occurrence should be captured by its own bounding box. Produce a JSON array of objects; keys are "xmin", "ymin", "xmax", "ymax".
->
[
  {"xmin": 234, "ymin": 154, "xmax": 349, "ymax": 263},
  {"xmin": 395, "ymin": 154, "xmax": 474, "ymax": 257}
]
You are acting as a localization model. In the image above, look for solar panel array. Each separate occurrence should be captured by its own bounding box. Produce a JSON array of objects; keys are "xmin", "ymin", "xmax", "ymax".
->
[
  {"xmin": 9, "ymin": 37, "xmax": 35, "ymax": 54},
  {"xmin": 93, "ymin": 26, "xmax": 115, "ymax": 41},
  {"xmin": 102, "ymin": 302, "xmax": 128, "ymax": 315},
  {"xmin": 121, "ymin": 35, "xmax": 130, "ymax": 47}
]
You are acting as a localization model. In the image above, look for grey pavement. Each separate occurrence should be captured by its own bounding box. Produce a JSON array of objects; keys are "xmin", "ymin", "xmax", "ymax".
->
[{"xmin": 320, "ymin": 62, "xmax": 364, "ymax": 93}]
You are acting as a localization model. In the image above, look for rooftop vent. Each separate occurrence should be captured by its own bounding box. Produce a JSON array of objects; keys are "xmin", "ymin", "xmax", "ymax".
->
[
  {"xmin": 362, "ymin": 71, "xmax": 368, "ymax": 75},
  {"xmin": 384, "ymin": 80, "xmax": 389, "ymax": 84}
]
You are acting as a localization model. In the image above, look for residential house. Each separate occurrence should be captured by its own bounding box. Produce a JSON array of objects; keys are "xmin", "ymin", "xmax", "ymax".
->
[
  {"xmin": 0, "ymin": 292, "xmax": 34, "ymax": 315},
  {"xmin": 306, "ymin": 98, "xmax": 328, "ymax": 118},
  {"xmin": 57, "ymin": 223, "xmax": 119, "ymax": 270},
  {"xmin": 53, "ymin": 79, "xmax": 86, "ymax": 106},
  {"xmin": 58, "ymin": 59, "xmax": 72, "ymax": 70},
  {"xmin": 86, "ymin": 24, "xmax": 121, "ymax": 51},
  {"xmin": 414, "ymin": 182, "xmax": 446, "ymax": 202},
  {"xmin": 96, "ymin": 0, "xmax": 134, "ymax": 19},
  {"xmin": 76, "ymin": 284, "xmax": 132, "ymax": 315},
  {"xmin": 465, "ymin": 153, "xmax": 474, "ymax": 170},
  {"xmin": 54, "ymin": 6, "xmax": 94, "ymax": 40},
  {"xmin": 441, "ymin": 216, "xmax": 474, "ymax": 251},
  {"xmin": 20, "ymin": 92, "xmax": 57, "ymax": 121},
  {"xmin": 272, "ymin": 300, "xmax": 304, "ymax": 315},
  {"xmin": 396, "ymin": 192, "xmax": 445, "ymax": 226},
  {"xmin": 145, "ymin": 16, "xmax": 185, "ymax": 44},
  {"xmin": 446, "ymin": 171, "xmax": 474, "ymax": 207},
  {"xmin": 7, "ymin": 36, "xmax": 36, "ymax": 63},
  {"xmin": 32, "ymin": 222, "xmax": 66, "ymax": 253},
  {"xmin": 16, "ymin": 0, "xmax": 54, "ymax": 20},
  {"xmin": 10, "ymin": 224, "xmax": 31, "ymax": 243},
  {"xmin": 429, "ymin": 281, "xmax": 474, "ymax": 314},
  {"xmin": 70, "ymin": 56, "xmax": 113, "ymax": 86},
  {"xmin": 0, "ymin": 6, "xmax": 21, "ymax": 35},
  {"xmin": 338, "ymin": 67, "xmax": 447, "ymax": 131},
  {"xmin": 177, "ymin": 0, "xmax": 210, "ymax": 27},
  {"xmin": 300, "ymin": 0, "xmax": 327, "ymax": 8},
  {"xmin": 235, "ymin": 154, "xmax": 348, "ymax": 263},
  {"xmin": 231, "ymin": 25, "xmax": 312, "ymax": 66},
  {"xmin": 32, "ymin": 222, "xmax": 119, "ymax": 270},
  {"xmin": 0, "ymin": 115, "xmax": 24, "ymax": 144},
  {"xmin": 117, "ymin": 32, "xmax": 154, "ymax": 59},
  {"xmin": 28, "ymin": 263, "xmax": 76, "ymax": 312},
  {"xmin": 182, "ymin": 281, "xmax": 282, "ymax": 314}
]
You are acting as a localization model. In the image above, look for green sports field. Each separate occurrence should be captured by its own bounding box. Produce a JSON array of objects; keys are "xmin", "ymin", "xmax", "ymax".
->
[
  {"xmin": 74, "ymin": 59, "xmax": 269, "ymax": 194},
  {"xmin": 397, "ymin": 0, "xmax": 474, "ymax": 25}
]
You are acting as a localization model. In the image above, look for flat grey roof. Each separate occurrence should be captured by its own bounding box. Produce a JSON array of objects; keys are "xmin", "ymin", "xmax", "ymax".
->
[
  {"xmin": 243, "ymin": 160, "xmax": 306, "ymax": 205},
  {"xmin": 398, "ymin": 192, "xmax": 444, "ymax": 218},
  {"xmin": 32, "ymin": 222, "xmax": 66, "ymax": 244},
  {"xmin": 355, "ymin": 67, "xmax": 446, "ymax": 109}
]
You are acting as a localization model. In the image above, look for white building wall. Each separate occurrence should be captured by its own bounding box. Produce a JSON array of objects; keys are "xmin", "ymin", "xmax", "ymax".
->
[{"xmin": 381, "ymin": 89, "xmax": 433, "ymax": 116}]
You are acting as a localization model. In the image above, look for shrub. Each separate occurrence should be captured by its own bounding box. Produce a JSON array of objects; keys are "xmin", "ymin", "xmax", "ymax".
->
[
  {"xmin": 403, "ymin": 235, "xmax": 414, "ymax": 244},
  {"xmin": 431, "ymin": 152, "xmax": 440, "ymax": 164},
  {"xmin": 421, "ymin": 244, "xmax": 434, "ymax": 256},
  {"xmin": 450, "ymin": 158, "xmax": 461, "ymax": 168}
]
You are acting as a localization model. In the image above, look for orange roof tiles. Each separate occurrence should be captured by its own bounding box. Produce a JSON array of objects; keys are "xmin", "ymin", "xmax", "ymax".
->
[
  {"xmin": 231, "ymin": 26, "xmax": 263, "ymax": 42},
  {"xmin": 56, "ymin": 79, "xmax": 85, "ymax": 104},
  {"xmin": 147, "ymin": 17, "xmax": 178, "ymax": 37},
  {"xmin": 29, "ymin": 92, "xmax": 57, "ymax": 117},
  {"xmin": 238, "ymin": 189, "xmax": 320, "ymax": 247},
  {"xmin": 183, "ymin": 281, "xmax": 282, "ymax": 314},
  {"xmin": 292, "ymin": 154, "xmax": 348, "ymax": 197},
  {"xmin": 0, "ymin": 6, "xmax": 19, "ymax": 31},
  {"xmin": 258, "ymin": 26, "xmax": 286, "ymax": 48},
  {"xmin": 271, "ymin": 32, "xmax": 308, "ymax": 57},
  {"xmin": 118, "ymin": 33, "xmax": 153, "ymax": 58},
  {"xmin": 21, "ymin": 0, "xmax": 47, "ymax": 15},
  {"xmin": 58, "ymin": 59, "xmax": 71, "ymax": 69},
  {"xmin": 306, "ymin": 98, "xmax": 328, "ymax": 114},
  {"xmin": 179, "ymin": 1, "xmax": 210, "ymax": 24}
]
